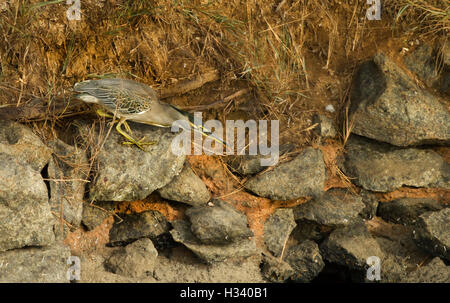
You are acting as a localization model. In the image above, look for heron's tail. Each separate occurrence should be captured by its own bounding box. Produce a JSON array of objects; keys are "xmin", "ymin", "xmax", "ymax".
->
[{"xmin": 169, "ymin": 105, "xmax": 228, "ymax": 147}]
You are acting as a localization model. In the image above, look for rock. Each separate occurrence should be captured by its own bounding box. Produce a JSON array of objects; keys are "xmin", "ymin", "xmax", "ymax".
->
[
  {"xmin": 109, "ymin": 210, "xmax": 171, "ymax": 247},
  {"xmin": 368, "ymin": 218, "xmax": 430, "ymax": 282},
  {"xmin": 158, "ymin": 162, "xmax": 210, "ymax": 206},
  {"xmin": 320, "ymin": 221, "xmax": 384, "ymax": 270},
  {"xmin": 0, "ymin": 153, "xmax": 55, "ymax": 252},
  {"xmin": 378, "ymin": 198, "xmax": 443, "ymax": 226},
  {"xmin": 439, "ymin": 41, "xmax": 450, "ymax": 95},
  {"xmin": 170, "ymin": 220, "xmax": 257, "ymax": 264},
  {"xmin": 47, "ymin": 139, "xmax": 89, "ymax": 229},
  {"xmin": 0, "ymin": 244, "xmax": 70, "ymax": 282},
  {"xmin": 244, "ymin": 147, "xmax": 325, "ymax": 200},
  {"xmin": 82, "ymin": 201, "xmax": 116, "ymax": 231},
  {"xmin": 293, "ymin": 189, "xmax": 365, "ymax": 227},
  {"xmin": 105, "ymin": 238, "xmax": 158, "ymax": 278},
  {"xmin": 374, "ymin": 239, "xmax": 410, "ymax": 282},
  {"xmin": 404, "ymin": 42, "xmax": 450, "ymax": 96},
  {"xmin": 313, "ymin": 114, "xmax": 337, "ymax": 138},
  {"xmin": 260, "ymin": 254, "xmax": 294, "ymax": 283},
  {"xmin": 442, "ymin": 40, "xmax": 450, "ymax": 66},
  {"xmin": 185, "ymin": 200, "xmax": 253, "ymax": 245},
  {"xmin": 75, "ymin": 120, "xmax": 185, "ymax": 201},
  {"xmin": 413, "ymin": 208, "xmax": 450, "ymax": 261},
  {"xmin": 350, "ymin": 53, "xmax": 450, "ymax": 146},
  {"xmin": 441, "ymin": 69, "xmax": 450, "ymax": 95},
  {"xmin": 0, "ymin": 120, "xmax": 52, "ymax": 171},
  {"xmin": 227, "ymin": 155, "xmax": 273, "ymax": 176},
  {"xmin": 291, "ymin": 220, "xmax": 331, "ymax": 243},
  {"xmin": 285, "ymin": 240, "xmax": 325, "ymax": 282},
  {"xmin": 404, "ymin": 44, "xmax": 440, "ymax": 88},
  {"xmin": 264, "ymin": 208, "xmax": 296, "ymax": 257},
  {"xmin": 77, "ymin": 245, "xmax": 264, "ymax": 283},
  {"xmin": 151, "ymin": 246, "xmax": 264, "ymax": 283},
  {"xmin": 227, "ymin": 144, "xmax": 293, "ymax": 175},
  {"xmin": 402, "ymin": 257, "xmax": 450, "ymax": 283},
  {"xmin": 358, "ymin": 189, "xmax": 379, "ymax": 220},
  {"xmin": 344, "ymin": 135, "xmax": 449, "ymax": 192}
]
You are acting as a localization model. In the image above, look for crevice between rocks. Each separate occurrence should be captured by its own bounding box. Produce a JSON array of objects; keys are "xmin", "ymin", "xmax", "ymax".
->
[
  {"xmin": 40, "ymin": 163, "xmax": 51, "ymax": 201},
  {"xmin": 311, "ymin": 261, "xmax": 363, "ymax": 283}
]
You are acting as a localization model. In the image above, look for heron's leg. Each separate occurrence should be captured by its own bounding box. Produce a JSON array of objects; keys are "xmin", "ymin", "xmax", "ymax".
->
[
  {"xmin": 96, "ymin": 109, "xmax": 119, "ymax": 130},
  {"xmin": 122, "ymin": 120, "xmax": 133, "ymax": 134},
  {"xmin": 116, "ymin": 118, "xmax": 156, "ymax": 150},
  {"xmin": 96, "ymin": 109, "xmax": 114, "ymax": 119},
  {"xmin": 96, "ymin": 109, "xmax": 133, "ymax": 134},
  {"xmin": 95, "ymin": 110, "xmax": 153, "ymax": 150}
]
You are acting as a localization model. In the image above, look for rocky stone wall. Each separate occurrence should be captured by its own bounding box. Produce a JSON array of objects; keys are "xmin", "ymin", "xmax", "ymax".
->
[{"xmin": 0, "ymin": 44, "xmax": 448, "ymax": 283}]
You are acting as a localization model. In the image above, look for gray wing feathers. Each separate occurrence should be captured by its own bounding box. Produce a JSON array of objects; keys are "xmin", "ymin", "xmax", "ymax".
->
[
  {"xmin": 74, "ymin": 78, "xmax": 158, "ymax": 114},
  {"xmin": 74, "ymin": 79, "xmax": 158, "ymax": 100}
]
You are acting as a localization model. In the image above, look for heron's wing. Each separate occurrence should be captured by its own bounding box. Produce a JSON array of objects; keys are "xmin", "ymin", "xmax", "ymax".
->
[{"xmin": 74, "ymin": 79, "xmax": 154, "ymax": 115}]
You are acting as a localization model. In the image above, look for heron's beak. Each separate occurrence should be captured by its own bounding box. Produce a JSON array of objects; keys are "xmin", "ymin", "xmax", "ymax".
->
[{"xmin": 188, "ymin": 121, "xmax": 228, "ymax": 147}]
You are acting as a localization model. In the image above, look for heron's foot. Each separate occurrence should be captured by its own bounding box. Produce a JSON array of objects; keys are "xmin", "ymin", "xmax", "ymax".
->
[
  {"xmin": 122, "ymin": 136, "xmax": 157, "ymax": 151},
  {"xmin": 115, "ymin": 118, "xmax": 156, "ymax": 151}
]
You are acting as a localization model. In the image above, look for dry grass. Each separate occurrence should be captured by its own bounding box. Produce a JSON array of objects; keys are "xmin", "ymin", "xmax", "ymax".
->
[
  {"xmin": 386, "ymin": 0, "xmax": 449, "ymax": 37},
  {"xmin": 0, "ymin": 0, "xmax": 447, "ymax": 149}
]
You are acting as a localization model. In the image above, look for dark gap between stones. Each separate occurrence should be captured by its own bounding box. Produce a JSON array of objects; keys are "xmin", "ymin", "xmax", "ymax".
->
[{"xmin": 40, "ymin": 163, "xmax": 51, "ymax": 200}]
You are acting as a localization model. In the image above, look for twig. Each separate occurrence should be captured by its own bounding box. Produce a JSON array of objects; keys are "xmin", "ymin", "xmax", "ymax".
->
[
  {"xmin": 279, "ymin": 231, "xmax": 290, "ymax": 261},
  {"xmin": 180, "ymin": 88, "xmax": 250, "ymax": 111},
  {"xmin": 0, "ymin": 98, "xmax": 85, "ymax": 121},
  {"xmin": 51, "ymin": 210, "xmax": 76, "ymax": 229},
  {"xmin": 42, "ymin": 178, "xmax": 90, "ymax": 183},
  {"xmin": 214, "ymin": 186, "xmax": 244, "ymax": 199},
  {"xmin": 159, "ymin": 69, "xmax": 220, "ymax": 99},
  {"xmin": 87, "ymin": 201, "xmax": 123, "ymax": 223}
]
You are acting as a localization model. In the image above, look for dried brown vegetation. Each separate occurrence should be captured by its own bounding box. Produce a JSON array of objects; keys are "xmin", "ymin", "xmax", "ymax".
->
[
  {"xmin": 1, "ymin": 0, "xmax": 447, "ymax": 142},
  {"xmin": 0, "ymin": 0, "xmax": 448, "ymax": 244}
]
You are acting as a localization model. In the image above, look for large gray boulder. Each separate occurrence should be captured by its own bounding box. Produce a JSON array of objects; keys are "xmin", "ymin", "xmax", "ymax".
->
[
  {"xmin": 158, "ymin": 162, "xmax": 210, "ymax": 206},
  {"xmin": 244, "ymin": 147, "xmax": 325, "ymax": 200},
  {"xmin": 344, "ymin": 136, "xmax": 449, "ymax": 192},
  {"xmin": 370, "ymin": 219, "xmax": 430, "ymax": 282},
  {"xmin": 47, "ymin": 139, "xmax": 89, "ymax": 229},
  {"xmin": 0, "ymin": 153, "xmax": 55, "ymax": 252},
  {"xmin": 293, "ymin": 189, "xmax": 365, "ymax": 227},
  {"xmin": 413, "ymin": 208, "xmax": 450, "ymax": 261},
  {"xmin": 285, "ymin": 240, "xmax": 325, "ymax": 282},
  {"xmin": 185, "ymin": 200, "xmax": 253, "ymax": 245},
  {"xmin": 0, "ymin": 244, "xmax": 70, "ymax": 282},
  {"xmin": 109, "ymin": 210, "xmax": 171, "ymax": 247},
  {"xmin": 76, "ymin": 120, "xmax": 185, "ymax": 201},
  {"xmin": 350, "ymin": 53, "xmax": 450, "ymax": 146},
  {"xmin": 404, "ymin": 42, "xmax": 450, "ymax": 96},
  {"xmin": 320, "ymin": 221, "xmax": 384, "ymax": 270},
  {"xmin": 402, "ymin": 257, "xmax": 450, "ymax": 283},
  {"xmin": 404, "ymin": 44, "xmax": 440, "ymax": 88},
  {"xmin": 170, "ymin": 220, "xmax": 257, "ymax": 264},
  {"xmin": 105, "ymin": 238, "xmax": 158, "ymax": 278},
  {"xmin": 264, "ymin": 208, "xmax": 296, "ymax": 257},
  {"xmin": 377, "ymin": 198, "xmax": 443, "ymax": 226},
  {"xmin": 0, "ymin": 120, "xmax": 52, "ymax": 171}
]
